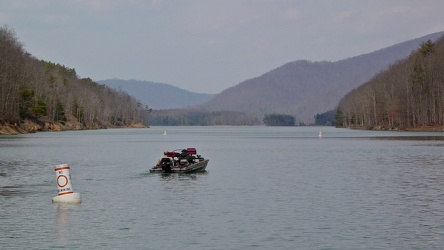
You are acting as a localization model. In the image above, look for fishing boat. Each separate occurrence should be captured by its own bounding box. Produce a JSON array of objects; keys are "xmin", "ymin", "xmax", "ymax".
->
[{"xmin": 150, "ymin": 148, "xmax": 209, "ymax": 173}]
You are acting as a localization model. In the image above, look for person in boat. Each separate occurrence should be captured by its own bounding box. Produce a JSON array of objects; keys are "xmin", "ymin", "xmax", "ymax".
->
[
  {"xmin": 156, "ymin": 150, "xmax": 174, "ymax": 167},
  {"xmin": 179, "ymin": 149, "xmax": 191, "ymax": 164}
]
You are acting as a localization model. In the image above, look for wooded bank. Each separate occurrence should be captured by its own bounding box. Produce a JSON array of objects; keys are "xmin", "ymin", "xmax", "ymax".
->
[
  {"xmin": 0, "ymin": 26, "xmax": 146, "ymax": 134},
  {"xmin": 337, "ymin": 37, "xmax": 444, "ymax": 131}
]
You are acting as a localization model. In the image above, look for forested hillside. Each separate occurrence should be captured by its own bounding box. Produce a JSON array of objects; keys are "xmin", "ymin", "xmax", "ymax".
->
[
  {"xmin": 0, "ymin": 26, "xmax": 145, "ymax": 134},
  {"xmin": 147, "ymin": 109, "xmax": 259, "ymax": 126},
  {"xmin": 199, "ymin": 32, "xmax": 444, "ymax": 124},
  {"xmin": 337, "ymin": 37, "xmax": 444, "ymax": 130},
  {"xmin": 99, "ymin": 79, "xmax": 214, "ymax": 109}
]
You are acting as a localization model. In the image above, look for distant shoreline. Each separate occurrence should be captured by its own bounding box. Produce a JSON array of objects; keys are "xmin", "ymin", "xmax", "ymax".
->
[
  {"xmin": 342, "ymin": 125, "xmax": 444, "ymax": 132},
  {"xmin": 2, "ymin": 121, "xmax": 443, "ymax": 135}
]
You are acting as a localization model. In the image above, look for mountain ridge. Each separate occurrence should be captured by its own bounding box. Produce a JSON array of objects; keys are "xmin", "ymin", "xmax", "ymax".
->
[
  {"xmin": 198, "ymin": 31, "xmax": 444, "ymax": 123},
  {"xmin": 98, "ymin": 79, "xmax": 215, "ymax": 110}
]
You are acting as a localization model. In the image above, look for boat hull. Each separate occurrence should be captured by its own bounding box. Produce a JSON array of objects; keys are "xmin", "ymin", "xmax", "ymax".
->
[{"xmin": 150, "ymin": 159, "xmax": 209, "ymax": 174}]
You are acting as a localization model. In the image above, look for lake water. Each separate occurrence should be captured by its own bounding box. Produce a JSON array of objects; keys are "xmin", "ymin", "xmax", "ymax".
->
[{"xmin": 1, "ymin": 126, "xmax": 444, "ymax": 249}]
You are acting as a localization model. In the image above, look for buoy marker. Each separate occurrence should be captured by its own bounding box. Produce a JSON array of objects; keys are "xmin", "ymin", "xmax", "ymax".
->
[{"xmin": 52, "ymin": 164, "xmax": 82, "ymax": 203}]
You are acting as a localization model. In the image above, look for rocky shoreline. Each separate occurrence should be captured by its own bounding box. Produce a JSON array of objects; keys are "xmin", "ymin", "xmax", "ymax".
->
[{"xmin": 0, "ymin": 119, "xmax": 147, "ymax": 135}]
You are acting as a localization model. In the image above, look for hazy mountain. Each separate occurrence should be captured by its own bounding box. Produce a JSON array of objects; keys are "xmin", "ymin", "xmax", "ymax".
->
[
  {"xmin": 199, "ymin": 31, "xmax": 444, "ymax": 124},
  {"xmin": 98, "ymin": 79, "xmax": 215, "ymax": 109}
]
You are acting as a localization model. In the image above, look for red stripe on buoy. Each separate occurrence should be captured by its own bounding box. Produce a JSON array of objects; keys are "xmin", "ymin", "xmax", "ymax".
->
[
  {"xmin": 58, "ymin": 191, "xmax": 73, "ymax": 196},
  {"xmin": 55, "ymin": 166, "xmax": 70, "ymax": 171}
]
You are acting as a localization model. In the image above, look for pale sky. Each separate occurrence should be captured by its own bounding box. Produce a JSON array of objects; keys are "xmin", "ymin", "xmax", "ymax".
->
[{"xmin": 2, "ymin": 0, "xmax": 444, "ymax": 94}]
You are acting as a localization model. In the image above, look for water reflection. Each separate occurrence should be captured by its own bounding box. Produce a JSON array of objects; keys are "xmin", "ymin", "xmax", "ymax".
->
[
  {"xmin": 159, "ymin": 172, "xmax": 208, "ymax": 181},
  {"xmin": 0, "ymin": 185, "xmax": 32, "ymax": 197},
  {"xmin": 56, "ymin": 204, "xmax": 81, "ymax": 245}
]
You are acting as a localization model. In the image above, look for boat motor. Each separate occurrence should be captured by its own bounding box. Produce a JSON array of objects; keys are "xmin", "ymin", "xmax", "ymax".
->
[{"xmin": 160, "ymin": 158, "xmax": 172, "ymax": 173}]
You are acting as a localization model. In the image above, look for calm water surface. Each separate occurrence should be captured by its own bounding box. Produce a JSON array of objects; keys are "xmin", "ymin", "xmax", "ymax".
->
[{"xmin": 1, "ymin": 126, "xmax": 444, "ymax": 249}]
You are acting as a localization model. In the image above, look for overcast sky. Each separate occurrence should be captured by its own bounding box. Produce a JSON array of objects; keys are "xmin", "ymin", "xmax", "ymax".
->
[{"xmin": 2, "ymin": 0, "xmax": 444, "ymax": 94}]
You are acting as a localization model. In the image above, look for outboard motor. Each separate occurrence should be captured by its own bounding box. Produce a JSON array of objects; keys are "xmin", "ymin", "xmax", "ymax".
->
[{"xmin": 161, "ymin": 158, "xmax": 172, "ymax": 173}]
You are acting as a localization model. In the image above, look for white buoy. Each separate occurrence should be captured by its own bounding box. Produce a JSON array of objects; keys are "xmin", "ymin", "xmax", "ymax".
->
[
  {"xmin": 163, "ymin": 130, "xmax": 167, "ymax": 135},
  {"xmin": 52, "ymin": 164, "xmax": 82, "ymax": 203},
  {"xmin": 318, "ymin": 130, "xmax": 322, "ymax": 138}
]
